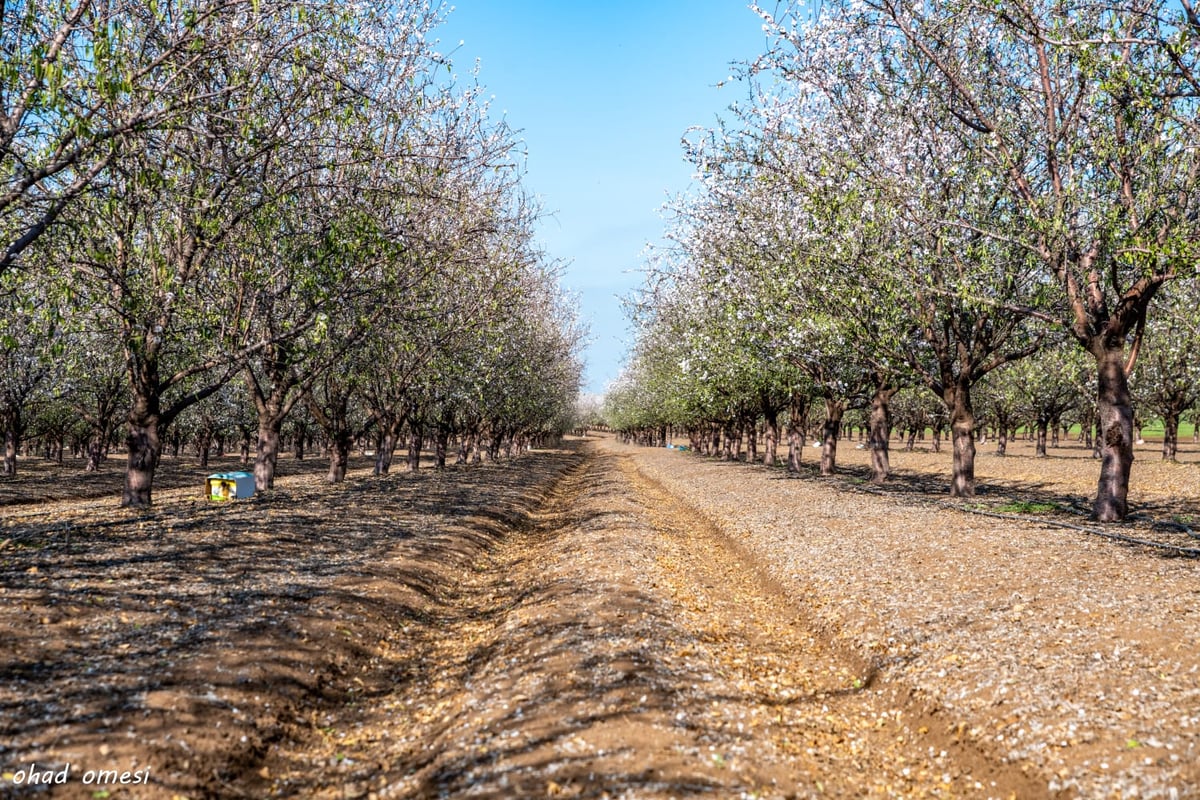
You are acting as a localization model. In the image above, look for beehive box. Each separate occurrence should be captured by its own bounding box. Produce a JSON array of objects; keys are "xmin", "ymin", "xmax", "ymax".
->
[{"xmin": 206, "ymin": 471, "xmax": 255, "ymax": 501}]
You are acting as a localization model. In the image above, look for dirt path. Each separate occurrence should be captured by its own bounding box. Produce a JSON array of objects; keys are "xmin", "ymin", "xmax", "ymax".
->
[
  {"xmin": 277, "ymin": 443, "xmax": 1044, "ymax": 799},
  {"xmin": 624, "ymin": 440, "xmax": 1200, "ymax": 799},
  {"xmin": 5, "ymin": 438, "xmax": 1196, "ymax": 798}
]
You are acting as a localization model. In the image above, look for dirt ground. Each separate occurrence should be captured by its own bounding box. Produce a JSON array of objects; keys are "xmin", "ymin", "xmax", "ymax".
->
[{"xmin": 1, "ymin": 437, "xmax": 1197, "ymax": 799}]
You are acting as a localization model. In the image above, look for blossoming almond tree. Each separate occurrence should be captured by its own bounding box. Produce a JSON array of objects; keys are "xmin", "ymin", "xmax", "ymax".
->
[
  {"xmin": 686, "ymin": 24, "xmax": 1049, "ymax": 495},
  {"xmin": 0, "ymin": 0, "xmax": 290, "ymax": 273},
  {"xmin": 1131, "ymin": 280, "xmax": 1200, "ymax": 461},
  {"xmin": 756, "ymin": 0, "xmax": 1200, "ymax": 519},
  {"xmin": 40, "ymin": 0, "xmax": 455, "ymax": 506}
]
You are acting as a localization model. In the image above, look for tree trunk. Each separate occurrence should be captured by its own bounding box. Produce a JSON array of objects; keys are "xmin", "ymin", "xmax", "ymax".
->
[
  {"xmin": 1092, "ymin": 345, "xmax": 1134, "ymax": 521},
  {"xmin": 122, "ymin": 400, "xmax": 161, "ymax": 507},
  {"xmin": 867, "ymin": 384, "xmax": 895, "ymax": 484},
  {"xmin": 374, "ymin": 431, "xmax": 398, "ymax": 474},
  {"xmin": 307, "ymin": 390, "xmax": 356, "ymax": 484},
  {"xmin": 946, "ymin": 384, "xmax": 976, "ymax": 498},
  {"xmin": 2, "ymin": 425, "xmax": 17, "ymax": 476},
  {"xmin": 1162, "ymin": 410, "xmax": 1180, "ymax": 461},
  {"xmin": 435, "ymin": 424, "xmax": 450, "ymax": 469},
  {"xmin": 1035, "ymin": 413, "xmax": 1049, "ymax": 457},
  {"xmin": 406, "ymin": 422, "xmax": 423, "ymax": 472},
  {"xmin": 254, "ymin": 419, "xmax": 283, "ymax": 491},
  {"xmin": 328, "ymin": 435, "xmax": 352, "ymax": 483},
  {"xmin": 762, "ymin": 405, "xmax": 780, "ymax": 467},
  {"xmin": 721, "ymin": 421, "xmax": 735, "ymax": 461},
  {"xmin": 458, "ymin": 430, "xmax": 476, "ymax": 464},
  {"xmin": 819, "ymin": 399, "xmax": 845, "ymax": 477},
  {"xmin": 996, "ymin": 426, "xmax": 1008, "ymax": 456},
  {"xmin": 786, "ymin": 391, "xmax": 807, "ymax": 473},
  {"xmin": 196, "ymin": 428, "xmax": 213, "ymax": 469}
]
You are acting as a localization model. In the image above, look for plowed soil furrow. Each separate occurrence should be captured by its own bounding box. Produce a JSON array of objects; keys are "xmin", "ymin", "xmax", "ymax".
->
[{"xmin": 294, "ymin": 445, "xmax": 1042, "ymax": 799}]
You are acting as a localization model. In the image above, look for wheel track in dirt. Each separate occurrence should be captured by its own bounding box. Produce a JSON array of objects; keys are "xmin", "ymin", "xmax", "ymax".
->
[
  {"xmin": 613, "ymin": 451, "xmax": 1050, "ymax": 799},
  {"xmin": 292, "ymin": 443, "xmax": 1048, "ymax": 799}
]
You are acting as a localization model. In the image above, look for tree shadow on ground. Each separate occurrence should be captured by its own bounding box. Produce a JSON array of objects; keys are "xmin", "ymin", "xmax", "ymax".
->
[
  {"xmin": 264, "ymin": 449, "xmax": 870, "ymax": 800},
  {"xmin": 0, "ymin": 448, "xmax": 582, "ymax": 799},
  {"xmin": 0, "ymin": 452, "xmax": 383, "ymax": 509},
  {"xmin": 737, "ymin": 449, "xmax": 1200, "ymax": 555}
]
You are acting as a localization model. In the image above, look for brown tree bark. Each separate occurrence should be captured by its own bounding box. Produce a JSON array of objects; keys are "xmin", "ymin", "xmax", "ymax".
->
[
  {"xmin": 1092, "ymin": 344, "xmax": 1135, "ymax": 521},
  {"xmin": 721, "ymin": 420, "xmax": 736, "ymax": 461},
  {"xmin": 762, "ymin": 403, "xmax": 780, "ymax": 467},
  {"xmin": 434, "ymin": 419, "xmax": 452, "ymax": 469},
  {"xmin": 1035, "ymin": 413, "xmax": 1049, "ymax": 457},
  {"xmin": 85, "ymin": 439, "xmax": 107, "ymax": 472},
  {"xmin": 1162, "ymin": 411, "xmax": 1180, "ymax": 461},
  {"xmin": 406, "ymin": 421, "xmax": 423, "ymax": 472},
  {"xmin": 2, "ymin": 425, "xmax": 18, "ymax": 476},
  {"xmin": 867, "ymin": 382, "xmax": 897, "ymax": 484},
  {"xmin": 306, "ymin": 390, "xmax": 358, "ymax": 484},
  {"xmin": 786, "ymin": 390, "xmax": 808, "ymax": 474},
  {"xmin": 819, "ymin": 398, "xmax": 846, "ymax": 477},
  {"xmin": 244, "ymin": 352, "xmax": 309, "ymax": 492},
  {"xmin": 254, "ymin": 420, "xmax": 283, "ymax": 491},
  {"xmin": 944, "ymin": 381, "xmax": 977, "ymax": 498},
  {"xmin": 327, "ymin": 435, "xmax": 351, "ymax": 483},
  {"xmin": 122, "ymin": 395, "xmax": 161, "ymax": 507},
  {"xmin": 375, "ymin": 431, "xmax": 397, "ymax": 475}
]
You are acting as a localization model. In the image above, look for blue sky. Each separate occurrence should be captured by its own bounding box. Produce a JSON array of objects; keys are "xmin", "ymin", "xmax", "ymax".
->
[{"xmin": 438, "ymin": 2, "xmax": 768, "ymax": 395}]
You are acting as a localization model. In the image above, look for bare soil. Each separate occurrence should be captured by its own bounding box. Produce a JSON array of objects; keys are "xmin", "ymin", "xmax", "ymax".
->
[{"xmin": 1, "ymin": 436, "xmax": 1197, "ymax": 799}]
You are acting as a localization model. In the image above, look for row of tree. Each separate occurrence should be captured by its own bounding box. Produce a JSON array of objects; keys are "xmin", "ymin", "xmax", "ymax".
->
[
  {"xmin": 1, "ymin": 0, "xmax": 583, "ymax": 505},
  {"xmin": 608, "ymin": 337, "xmax": 1200, "ymax": 460},
  {"xmin": 608, "ymin": 0, "xmax": 1200, "ymax": 521}
]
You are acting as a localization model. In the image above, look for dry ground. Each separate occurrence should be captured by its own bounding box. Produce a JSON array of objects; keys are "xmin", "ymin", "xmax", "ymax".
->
[{"xmin": 0, "ymin": 436, "xmax": 1197, "ymax": 799}]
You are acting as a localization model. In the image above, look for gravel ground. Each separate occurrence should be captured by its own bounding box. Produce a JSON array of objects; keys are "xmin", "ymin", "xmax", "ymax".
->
[{"xmin": 620, "ymin": 437, "xmax": 1200, "ymax": 799}]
